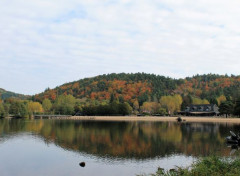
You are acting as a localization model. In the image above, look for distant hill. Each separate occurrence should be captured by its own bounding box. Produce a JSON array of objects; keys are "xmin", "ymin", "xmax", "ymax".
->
[
  {"xmin": 33, "ymin": 73, "xmax": 240, "ymax": 105},
  {"xmin": 0, "ymin": 88, "xmax": 29, "ymax": 100}
]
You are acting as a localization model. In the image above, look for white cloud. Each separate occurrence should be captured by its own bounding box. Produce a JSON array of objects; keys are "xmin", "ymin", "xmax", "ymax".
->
[{"xmin": 0, "ymin": 0, "xmax": 240, "ymax": 95}]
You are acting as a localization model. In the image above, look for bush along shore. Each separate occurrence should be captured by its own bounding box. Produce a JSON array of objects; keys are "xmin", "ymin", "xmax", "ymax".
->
[{"xmin": 141, "ymin": 156, "xmax": 240, "ymax": 176}]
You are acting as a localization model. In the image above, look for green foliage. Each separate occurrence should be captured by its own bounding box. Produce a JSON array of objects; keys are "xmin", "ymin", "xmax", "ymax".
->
[
  {"xmin": 209, "ymin": 96, "xmax": 218, "ymax": 105},
  {"xmin": 33, "ymin": 73, "xmax": 240, "ymax": 116},
  {"xmin": 3, "ymin": 103, "xmax": 10, "ymax": 117},
  {"xmin": 82, "ymin": 101, "xmax": 132, "ymax": 116},
  {"xmin": 54, "ymin": 95, "xmax": 76, "ymax": 115},
  {"xmin": 0, "ymin": 103, "xmax": 6, "ymax": 118},
  {"xmin": 9, "ymin": 101, "xmax": 29, "ymax": 118},
  {"xmin": 234, "ymin": 100, "xmax": 240, "ymax": 117},
  {"xmin": 181, "ymin": 95, "xmax": 193, "ymax": 110},
  {"xmin": 34, "ymin": 73, "xmax": 175, "ymax": 103},
  {"xmin": 119, "ymin": 102, "xmax": 133, "ymax": 115},
  {"xmin": 0, "ymin": 88, "xmax": 29, "ymax": 100},
  {"xmin": 157, "ymin": 108, "xmax": 167, "ymax": 116},
  {"xmin": 138, "ymin": 92, "xmax": 149, "ymax": 106},
  {"xmin": 192, "ymin": 97, "xmax": 209, "ymax": 105},
  {"xmin": 97, "ymin": 81, "xmax": 106, "ymax": 91},
  {"xmin": 3, "ymin": 73, "xmax": 240, "ymax": 117},
  {"xmin": 145, "ymin": 156, "xmax": 240, "ymax": 176},
  {"xmin": 42, "ymin": 98, "xmax": 52, "ymax": 113},
  {"xmin": 219, "ymin": 100, "xmax": 234, "ymax": 117}
]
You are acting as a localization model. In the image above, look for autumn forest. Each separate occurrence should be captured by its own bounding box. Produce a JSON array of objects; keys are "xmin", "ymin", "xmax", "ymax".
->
[{"xmin": 1, "ymin": 73, "xmax": 240, "ymax": 118}]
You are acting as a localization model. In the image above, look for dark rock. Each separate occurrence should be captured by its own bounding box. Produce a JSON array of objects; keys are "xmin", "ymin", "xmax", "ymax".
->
[
  {"xmin": 176, "ymin": 117, "xmax": 182, "ymax": 122},
  {"xmin": 79, "ymin": 162, "xmax": 85, "ymax": 167}
]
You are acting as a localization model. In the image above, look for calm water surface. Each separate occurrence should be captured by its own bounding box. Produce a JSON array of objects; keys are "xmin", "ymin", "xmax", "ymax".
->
[{"xmin": 0, "ymin": 119, "xmax": 239, "ymax": 176}]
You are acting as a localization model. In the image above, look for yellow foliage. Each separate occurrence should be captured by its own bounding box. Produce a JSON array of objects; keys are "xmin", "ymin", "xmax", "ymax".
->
[
  {"xmin": 140, "ymin": 102, "xmax": 159, "ymax": 114},
  {"xmin": 42, "ymin": 99, "xmax": 52, "ymax": 112},
  {"xmin": 202, "ymin": 99, "xmax": 210, "ymax": 104},
  {"xmin": 159, "ymin": 125, "xmax": 182, "ymax": 143},
  {"xmin": 192, "ymin": 97, "xmax": 209, "ymax": 104},
  {"xmin": 173, "ymin": 94, "xmax": 183, "ymax": 112},
  {"xmin": 160, "ymin": 95, "xmax": 182, "ymax": 114},
  {"xmin": 217, "ymin": 95, "xmax": 226, "ymax": 105},
  {"xmin": 133, "ymin": 100, "xmax": 139, "ymax": 111},
  {"xmin": 28, "ymin": 102, "xmax": 43, "ymax": 114}
]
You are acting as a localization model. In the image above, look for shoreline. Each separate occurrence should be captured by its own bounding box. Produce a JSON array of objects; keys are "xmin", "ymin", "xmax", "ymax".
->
[{"xmin": 63, "ymin": 116, "xmax": 240, "ymax": 124}]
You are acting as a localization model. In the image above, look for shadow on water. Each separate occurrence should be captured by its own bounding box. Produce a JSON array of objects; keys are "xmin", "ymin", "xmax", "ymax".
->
[{"xmin": 0, "ymin": 119, "xmax": 240, "ymax": 160}]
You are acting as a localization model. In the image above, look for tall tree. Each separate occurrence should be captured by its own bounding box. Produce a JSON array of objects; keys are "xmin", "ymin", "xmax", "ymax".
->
[
  {"xmin": 181, "ymin": 95, "xmax": 193, "ymax": 110},
  {"xmin": 133, "ymin": 100, "xmax": 139, "ymax": 112},
  {"xmin": 160, "ymin": 96, "xmax": 176, "ymax": 115},
  {"xmin": 27, "ymin": 102, "xmax": 43, "ymax": 117},
  {"xmin": 0, "ymin": 102, "xmax": 6, "ymax": 118},
  {"xmin": 9, "ymin": 101, "xmax": 28, "ymax": 118},
  {"xmin": 234, "ymin": 100, "xmax": 240, "ymax": 117},
  {"xmin": 54, "ymin": 95, "xmax": 76, "ymax": 115},
  {"xmin": 42, "ymin": 99, "xmax": 52, "ymax": 113},
  {"xmin": 219, "ymin": 101, "xmax": 234, "ymax": 118}
]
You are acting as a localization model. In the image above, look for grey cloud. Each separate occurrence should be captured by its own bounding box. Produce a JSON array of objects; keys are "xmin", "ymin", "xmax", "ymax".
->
[{"xmin": 0, "ymin": 0, "xmax": 240, "ymax": 94}]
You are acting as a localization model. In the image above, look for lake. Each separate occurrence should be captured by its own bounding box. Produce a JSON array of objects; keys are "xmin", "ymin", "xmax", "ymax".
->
[{"xmin": 0, "ymin": 119, "xmax": 239, "ymax": 176}]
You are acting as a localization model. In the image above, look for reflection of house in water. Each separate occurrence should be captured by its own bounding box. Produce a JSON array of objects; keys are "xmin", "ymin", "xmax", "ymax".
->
[
  {"xmin": 179, "ymin": 104, "xmax": 219, "ymax": 116},
  {"xmin": 183, "ymin": 123, "xmax": 219, "ymax": 134}
]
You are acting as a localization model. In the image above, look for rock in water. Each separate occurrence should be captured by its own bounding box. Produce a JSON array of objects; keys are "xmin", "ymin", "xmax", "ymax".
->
[
  {"xmin": 176, "ymin": 117, "xmax": 182, "ymax": 122},
  {"xmin": 79, "ymin": 162, "xmax": 85, "ymax": 167}
]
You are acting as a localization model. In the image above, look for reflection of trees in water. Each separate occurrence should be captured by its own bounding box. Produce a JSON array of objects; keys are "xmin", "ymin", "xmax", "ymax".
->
[
  {"xmin": 0, "ymin": 119, "xmax": 237, "ymax": 159},
  {"xmin": 180, "ymin": 123, "xmax": 223, "ymax": 156}
]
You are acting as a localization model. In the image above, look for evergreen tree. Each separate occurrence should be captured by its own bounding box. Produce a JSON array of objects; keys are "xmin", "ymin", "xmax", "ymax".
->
[{"xmin": 219, "ymin": 101, "xmax": 234, "ymax": 118}]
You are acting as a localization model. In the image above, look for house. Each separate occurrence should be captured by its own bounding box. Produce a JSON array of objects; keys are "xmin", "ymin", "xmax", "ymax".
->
[{"xmin": 178, "ymin": 104, "xmax": 219, "ymax": 116}]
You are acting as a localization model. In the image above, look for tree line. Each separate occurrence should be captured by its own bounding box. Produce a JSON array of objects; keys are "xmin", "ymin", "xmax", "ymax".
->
[
  {"xmin": 0, "ymin": 94, "xmax": 132, "ymax": 118},
  {"xmin": 33, "ymin": 73, "xmax": 240, "ymax": 107},
  {"xmin": 1, "ymin": 92, "xmax": 240, "ymax": 118},
  {"xmin": 2, "ymin": 73, "xmax": 240, "ymax": 118}
]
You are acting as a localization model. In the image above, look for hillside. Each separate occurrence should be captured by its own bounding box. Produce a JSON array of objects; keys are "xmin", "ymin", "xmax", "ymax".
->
[
  {"xmin": 33, "ymin": 73, "xmax": 240, "ymax": 106},
  {"xmin": 34, "ymin": 73, "xmax": 176, "ymax": 105},
  {"xmin": 0, "ymin": 88, "xmax": 29, "ymax": 100}
]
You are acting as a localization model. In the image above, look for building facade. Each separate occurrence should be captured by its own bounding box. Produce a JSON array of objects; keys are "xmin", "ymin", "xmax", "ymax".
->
[{"xmin": 179, "ymin": 104, "xmax": 219, "ymax": 116}]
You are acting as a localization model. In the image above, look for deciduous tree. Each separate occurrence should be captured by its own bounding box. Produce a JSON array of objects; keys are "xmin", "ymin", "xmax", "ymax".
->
[
  {"xmin": 54, "ymin": 95, "xmax": 76, "ymax": 115},
  {"xmin": 28, "ymin": 102, "xmax": 43, "ymax": 115},
  {"xmin": 42, "ymin": 99, "xmax": 52, "ymax": 113}
]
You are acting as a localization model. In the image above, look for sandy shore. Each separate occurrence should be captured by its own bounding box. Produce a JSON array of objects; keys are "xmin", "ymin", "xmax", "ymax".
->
[{"xmin": 63, "ymin": 116, "xmax": 240, "ymax": 124}]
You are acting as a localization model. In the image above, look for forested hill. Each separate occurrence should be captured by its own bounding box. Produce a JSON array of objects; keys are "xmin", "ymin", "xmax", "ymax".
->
[
  {"xmin": 33, "ymin": 73, "xmax": 240, "ymax": 106},
  {"xmin": 0, "ymin": 88, "xmax": 29, "ymax": 100},
  {"xmin": 34, "ymin": 73, "xmax": 176, "ymax": 105}
]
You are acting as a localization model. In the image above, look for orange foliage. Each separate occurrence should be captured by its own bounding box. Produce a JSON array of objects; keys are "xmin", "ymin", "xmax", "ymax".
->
[
  {"xmin": 90, "ymin": 92, "xmax": 97, "ymax": 99},
  {"xmin": 61, "ymin": 84, "xmax": 72, "ymax": 90},
  {"xmin": 51, "ymin": 94, "xmax": 56, "ymax": 101},
  {"xmin": 175, "ymin": 76, "xmax": 240, "ymax": 99},
  {"xmin": 76, "ymin": 80, "xmax": 152, "ymax": 102},
  {"xmin": 72, "ymin": 82, "xmax": 79, "ymax": 89},
  {"xmin": 195, "ymin": 89, "xmax": 202, "ymax": 97},
  {"xmin": 123, "ymin": 95, "xmax": 132, "ymax": 101}
]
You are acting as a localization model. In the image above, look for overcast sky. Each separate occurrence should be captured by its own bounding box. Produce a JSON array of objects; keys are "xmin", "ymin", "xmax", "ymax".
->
[{"xmin": 1, "ymin": 0, "xmax": 240, "ymax": 95}]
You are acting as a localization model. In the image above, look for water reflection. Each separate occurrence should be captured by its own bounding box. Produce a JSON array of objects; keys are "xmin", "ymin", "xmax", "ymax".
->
[{"xmin": 0, "ymin": 119, "xmax": 239, "ymax": 159}]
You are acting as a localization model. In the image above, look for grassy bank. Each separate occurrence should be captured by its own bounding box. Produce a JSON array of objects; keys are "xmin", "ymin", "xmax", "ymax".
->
[{"xmin": 143, "ymin": 156, "xmax": 240, "ymax": 176}]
